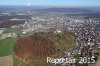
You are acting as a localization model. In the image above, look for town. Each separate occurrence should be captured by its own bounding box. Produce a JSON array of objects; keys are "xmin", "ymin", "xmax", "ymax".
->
[{"xmin": 0, "ymin": 6, "xmax": 100, "ymax": 66}]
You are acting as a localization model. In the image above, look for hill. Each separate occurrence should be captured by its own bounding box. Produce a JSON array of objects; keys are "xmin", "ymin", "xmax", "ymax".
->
[{"xmin": 13, "ymin": 30, "xmax": 75, "ymax": 66}]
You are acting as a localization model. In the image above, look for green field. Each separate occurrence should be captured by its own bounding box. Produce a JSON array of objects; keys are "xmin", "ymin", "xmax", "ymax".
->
[
  {"xmin": 0, "ymin": 37, "xmax": 15, "ymax": 57},
  {"xmin": 3, "ymin": 28, "xmax": 22, "ymax": 36},
  {"xmin": 76, "ymin": 63, "xmax": 88, "ymax": 66},
  {"xmin": 14, "ymin": 55, "xmax": 52, "ymax": 66},
  {"xmin": 97, "ymin": 48, "xmax": 100, "ymax": 50}
]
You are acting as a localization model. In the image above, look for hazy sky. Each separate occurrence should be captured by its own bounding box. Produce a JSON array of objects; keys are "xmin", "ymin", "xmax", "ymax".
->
[{"xmin": 0, "ymin": 0, "xmax": 100, "ymax": 7}]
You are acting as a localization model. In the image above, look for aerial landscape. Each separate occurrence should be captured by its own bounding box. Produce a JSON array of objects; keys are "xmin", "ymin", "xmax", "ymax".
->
[{"xmin": 0, "ymin": 0, "xmax": 100, "ymax": 66}]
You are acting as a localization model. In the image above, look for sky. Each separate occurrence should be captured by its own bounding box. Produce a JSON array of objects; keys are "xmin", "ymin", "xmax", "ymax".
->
[{"xmin": 0, "ymin": 0, "xmax": 100, "ymax": 7}]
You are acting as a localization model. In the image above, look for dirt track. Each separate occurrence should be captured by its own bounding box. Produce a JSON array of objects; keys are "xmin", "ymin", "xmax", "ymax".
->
[{"xmin": 0, "ymin": 55, "xmax": 13, "ymax": 66}]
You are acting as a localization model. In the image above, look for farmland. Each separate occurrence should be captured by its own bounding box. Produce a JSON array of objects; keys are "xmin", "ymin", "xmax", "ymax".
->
[
  {"xmin": 0, "ymin": 37, "xmax": 15, "ymax": 57},
  {"xmin": 0, "ymin": 55, "xmax": 13, "ymax": 66}
]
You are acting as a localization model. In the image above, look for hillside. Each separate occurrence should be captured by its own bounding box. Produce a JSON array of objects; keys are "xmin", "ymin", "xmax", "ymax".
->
[{"xmin": 13, "ymin": 30, "xmax": 75, "ymax": 65}]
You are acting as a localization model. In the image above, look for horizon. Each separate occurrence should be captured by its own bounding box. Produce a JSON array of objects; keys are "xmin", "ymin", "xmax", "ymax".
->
[
  {"xmin": 0, "ymin": 0, "xmax": 100, "ymax": 7},
  {"xmin": 0, "ymin": 5, "xmax": 100, "ymax": 8}
]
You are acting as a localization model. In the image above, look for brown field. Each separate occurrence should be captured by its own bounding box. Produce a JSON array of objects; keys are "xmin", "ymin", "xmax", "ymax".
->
[
  {"xmin": 0, "ymin": 34, "xmax": 8, "ymax": 40},
  {"xmin": 0, "ymin": 55, "xmax": 13, "ymax": 66}
]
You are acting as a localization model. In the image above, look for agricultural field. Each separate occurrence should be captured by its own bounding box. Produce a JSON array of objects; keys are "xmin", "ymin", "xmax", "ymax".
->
[
  {"xmin": 13, "ymin": 55, "xmax": 52, "ymax": 66},
  {"xmin": 3, "ymin": 28, "xmax": 22, "ymax": 36},
  {"xmin": 0, "ymin": 55, "xmax": 13, "ymax": 66},
  {"xmin": 0, "ymin": 33, "xmax": 8, "ymax": 40},
  {"xmin": 0, "ymin": 37, "xmax": 15, "ymax": 57}
]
